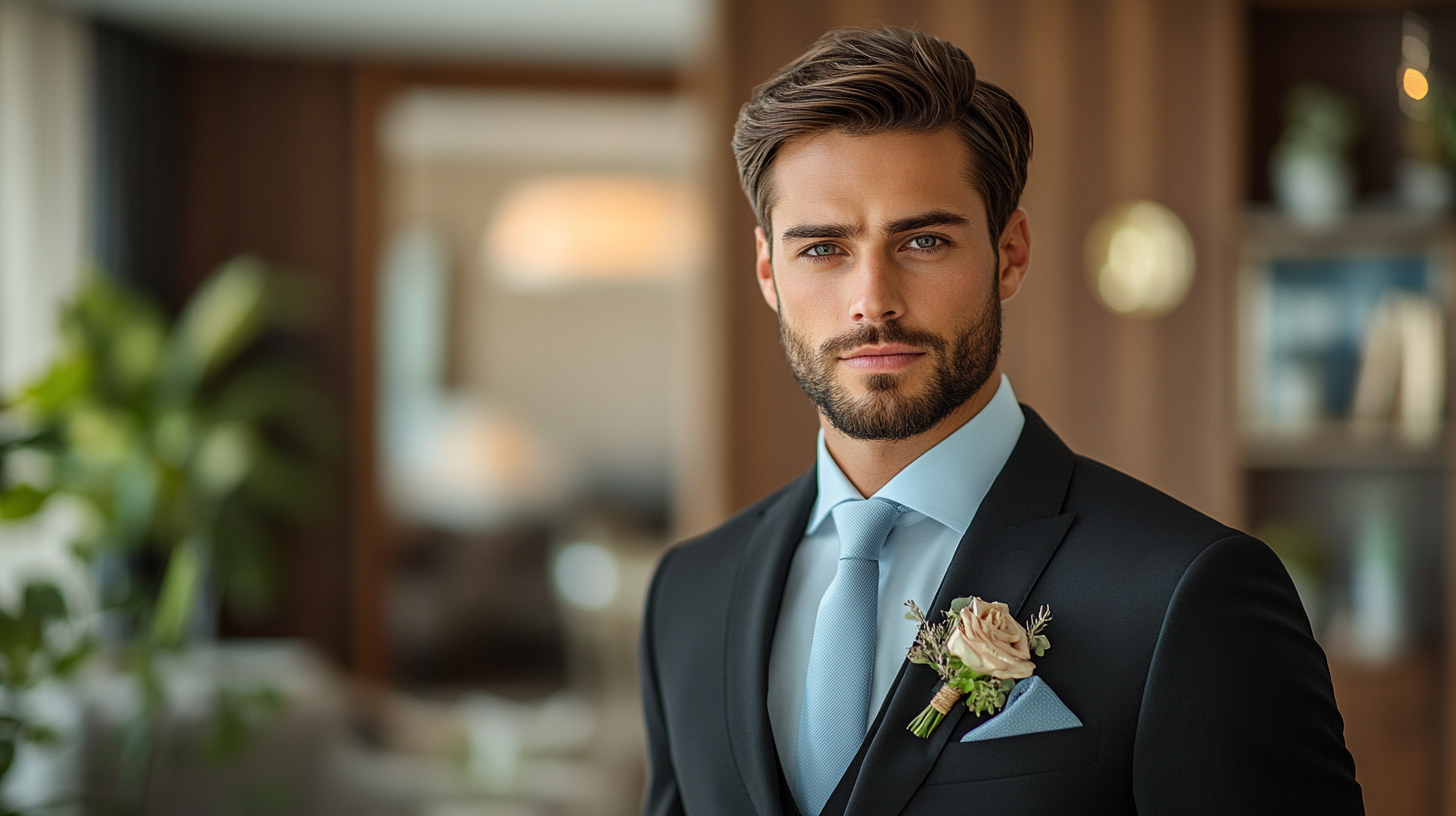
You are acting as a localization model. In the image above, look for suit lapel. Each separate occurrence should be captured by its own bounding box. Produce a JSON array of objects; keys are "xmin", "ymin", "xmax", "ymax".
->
[
  {"xmin": 840, "ymin": 407, "xmax": 1078, "ymax": 816},
  {"xmin": 725, "ymin": 469, "xmax": 817, "ymax": 816}
]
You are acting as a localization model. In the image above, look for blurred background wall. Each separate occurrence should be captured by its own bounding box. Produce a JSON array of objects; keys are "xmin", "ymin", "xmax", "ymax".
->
[{"xmin": 1, "ymin": 0, "xmax": 1454, "ymax": 814}]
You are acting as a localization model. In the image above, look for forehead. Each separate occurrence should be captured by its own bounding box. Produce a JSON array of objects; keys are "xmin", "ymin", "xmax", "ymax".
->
[{"xmin": 767, "ymin": 128, "xmax": 983, "ymax": 230}]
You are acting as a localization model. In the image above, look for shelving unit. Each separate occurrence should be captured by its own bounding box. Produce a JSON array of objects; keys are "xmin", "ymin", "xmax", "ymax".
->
[{"xmin": 1238, "ymin": 209, "xmax": 1451, "ymax": 816}]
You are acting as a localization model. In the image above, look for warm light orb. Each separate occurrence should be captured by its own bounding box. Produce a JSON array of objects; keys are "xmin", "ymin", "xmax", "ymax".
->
[
  {"xmin": 1404, "ymin": 67, "xmax": 1430, "ymax": 101},
  {"xmin": 1084, "ymin": 200, "xmax": 1195, "ymax": 318},
  {"xmin": 485, "ymin": 174, "xmax": 705, "ymax": 290}
]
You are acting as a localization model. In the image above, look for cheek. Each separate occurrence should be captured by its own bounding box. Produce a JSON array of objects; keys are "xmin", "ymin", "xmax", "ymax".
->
[
  {"xmin": 909, "ymin": 276, "xmax": 992, "ymax": 325},
  {"xmin": 775, "ymin": 275, "xmax": 843, "ymax": 326}
]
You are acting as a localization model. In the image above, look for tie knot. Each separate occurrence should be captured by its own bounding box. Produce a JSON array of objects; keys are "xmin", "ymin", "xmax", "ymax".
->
[{"xmin": 830, "ymin": 498, "xmax": 903, "ymax": 561}]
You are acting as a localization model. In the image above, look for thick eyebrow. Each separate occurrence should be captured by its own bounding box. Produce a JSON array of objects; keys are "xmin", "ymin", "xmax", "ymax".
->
[
  {"xmin": 885, "ymin": 210, "xmax": 970, "ymax": 234},
  {"xmin": 778, "ymin": 210, "xmax": 971, "ymax": 243},
  {"xmin": 779, "ymin": 222, "xmax": 858, "ymax": 241}
]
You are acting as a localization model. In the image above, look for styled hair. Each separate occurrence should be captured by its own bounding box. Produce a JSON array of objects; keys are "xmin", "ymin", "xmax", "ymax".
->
[{"xmin": 732, "ymin": 26, "xmax": 1032, "ymax": 242}]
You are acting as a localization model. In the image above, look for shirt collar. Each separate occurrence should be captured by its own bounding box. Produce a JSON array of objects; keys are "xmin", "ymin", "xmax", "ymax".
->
[{"xmin": 806, "ymin": 374, "xmax": 1025, "ymax": 535}]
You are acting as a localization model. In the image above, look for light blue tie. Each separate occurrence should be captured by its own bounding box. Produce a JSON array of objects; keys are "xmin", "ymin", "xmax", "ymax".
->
[{"xmin": 795, "ymin": 498, "xmax": 903, "ymax": 816}]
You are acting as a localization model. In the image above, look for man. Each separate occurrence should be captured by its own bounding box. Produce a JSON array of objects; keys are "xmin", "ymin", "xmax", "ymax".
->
[{"xmin": 639, "ymin": 26, "xmax": 1362, "ymax": 816}]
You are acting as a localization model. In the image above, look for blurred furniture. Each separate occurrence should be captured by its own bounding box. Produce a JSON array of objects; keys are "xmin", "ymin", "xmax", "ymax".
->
[
  {"xmin": 82, "ymin": 641, "xmax": 349, "ymax": 816},
  {"xmin": 1238, "ymin": 210, "xmax": 1449, "ymax": 816},
  {"xmin": 78, "ymin": 640, "xmax": 644, "ymax": 816},
  {"xmin": 1243, "ymin": 9, "xmax": 1456, "ymax": 815}
]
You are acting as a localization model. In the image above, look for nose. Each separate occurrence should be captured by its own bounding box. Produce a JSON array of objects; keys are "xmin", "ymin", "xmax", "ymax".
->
[{"xmin": 849, "ymin": 251, "xmax": 905, "ymax": 324}]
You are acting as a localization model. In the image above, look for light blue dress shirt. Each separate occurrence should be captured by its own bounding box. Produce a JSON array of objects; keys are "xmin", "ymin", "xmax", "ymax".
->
[{"xmin": 766, "ymin": 375, "xmax": 1025, "ymax": 783}]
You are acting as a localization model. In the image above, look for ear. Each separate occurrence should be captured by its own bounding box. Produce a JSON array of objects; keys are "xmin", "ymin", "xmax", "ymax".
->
[
  {"xmin": 997, "ymin": 208, "xmax": 1031, "ymax": 301},
  {"xmin": 755, "ymin": 226, "xmax": 779, "ymax": 312}
]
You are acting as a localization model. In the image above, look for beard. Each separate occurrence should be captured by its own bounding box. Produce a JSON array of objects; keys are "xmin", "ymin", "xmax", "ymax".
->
[{"xmin": 779, "ymin": 286, "xmax": 1001, "ymax": 442}]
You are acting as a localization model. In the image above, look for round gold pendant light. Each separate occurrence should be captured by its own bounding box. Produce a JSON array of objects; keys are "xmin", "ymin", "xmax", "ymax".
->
[{"xmin": 1084, "ymin": 200, "xmax": 1195, "ymax": 318}]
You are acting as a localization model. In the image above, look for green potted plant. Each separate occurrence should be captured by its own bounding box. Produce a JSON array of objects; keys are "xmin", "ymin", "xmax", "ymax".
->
[{"xmin": 0, "ymin": 256, "xmax": 338, "ymax": 813}]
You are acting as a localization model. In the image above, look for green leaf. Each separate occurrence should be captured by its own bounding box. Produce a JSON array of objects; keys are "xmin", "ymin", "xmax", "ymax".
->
[
  {"xmin": 22, "ymin": 724, "xmax": 58, "ymax": 747},
  {"xmin": 204, "ymin": 685, "xmax": 287, "ymax": 765},
  {"xmin": 0, "ymin": 484, "xmax": 48, "ymax": 519},
  {"xmin": 151, "ymin": 540, "xmax": 203, "ymax": 647},
  {"xmin": 211, "ymin": 362, "xmax": 341, "ymax": 457},
  {"xmin": 242, "ymin": 444, "xmax": 336, "ymax": 521},
  {"xmin": 111, "ymin": 451, "xmax": 161, "ymax": 549},
  {"xmin": 0, "ymin": 738, "xmax": 13, "ymax": 781},
  {"xmin": 949, "ymin": 597, "xmax": 972, "ymax": 615},
  {"xmin": 17, "ymin": 357, "xmax": 90, "ymax": 416},
  {"xmin": 215, "ymin": 502, "xmax": 278, "ymax": 621},
  {"xmin": 22, "ymin": 583, "xmax": 67, "ymax": 623},
  {"xmin": 52, "ymin": 636, "xmax": 94, "ymax": 677},
  {"xmin": 192, "ymin": 423, "xmax": 254, "ymax": 497},
  {"xmin": 161, "ymin": 257, "xmax": 270, "ymax": 400}
]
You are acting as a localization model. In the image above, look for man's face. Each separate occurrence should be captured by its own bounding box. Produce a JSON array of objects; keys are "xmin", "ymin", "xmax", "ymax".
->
[{"xmin": 754, "ymin": 128, "xmax": 1028, "ymax": 441}]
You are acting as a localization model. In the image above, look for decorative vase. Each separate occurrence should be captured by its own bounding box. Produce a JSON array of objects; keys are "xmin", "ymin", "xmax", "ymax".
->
[{"xmin": 1271, "ymin": 152, "xmax": 1354, "ymax": 229}]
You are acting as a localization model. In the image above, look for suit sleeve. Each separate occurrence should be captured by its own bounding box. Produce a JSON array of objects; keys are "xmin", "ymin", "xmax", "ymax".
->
[
  {"xmin": 640, "ymin": 548, "xmax": 687, "ymax": 816},
  {"xmin": 1133, "ymin": 534, "xmax": 1364, "ymax": 815}
]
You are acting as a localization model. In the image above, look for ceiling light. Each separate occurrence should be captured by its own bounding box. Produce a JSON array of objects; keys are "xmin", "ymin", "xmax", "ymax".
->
[{"xmin": 484, "ymin": 174, "xmax": 705, "ymax": 291}]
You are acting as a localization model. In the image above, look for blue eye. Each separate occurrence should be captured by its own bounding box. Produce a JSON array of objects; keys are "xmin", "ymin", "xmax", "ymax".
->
[
  {"xmin": 806, "ymin": 244, "xmax": 838, "ymax": 256},
  {"xmin": 909, "ymin": 236, "xmax": 940, "ymax": 249}
]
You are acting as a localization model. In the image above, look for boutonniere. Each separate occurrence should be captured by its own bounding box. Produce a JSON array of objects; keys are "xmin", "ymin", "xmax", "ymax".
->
[{"xmin": 903, "ymin": 596, "xmax": 1052, "ymax": 738}]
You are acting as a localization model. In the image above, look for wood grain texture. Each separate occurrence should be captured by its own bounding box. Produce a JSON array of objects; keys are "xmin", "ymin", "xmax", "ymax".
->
[
  {"xmin": 1330, "ymin": 655, "xmax": 1437, "ymax": 816},
  {"xmin": 177, "ymin": 53, "xmax": 356, "ymax": 664}
]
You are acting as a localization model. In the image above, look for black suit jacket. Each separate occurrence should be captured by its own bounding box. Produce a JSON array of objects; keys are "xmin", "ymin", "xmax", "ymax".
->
[{"xmin": 640, "ymin": 407, "xmax": 1363, "ymax": 815}]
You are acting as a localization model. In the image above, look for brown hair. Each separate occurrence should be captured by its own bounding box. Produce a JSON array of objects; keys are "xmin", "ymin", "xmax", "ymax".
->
[{"xmin": 732, "ymin": 26, "xmax": 1032, "ymax": 243}]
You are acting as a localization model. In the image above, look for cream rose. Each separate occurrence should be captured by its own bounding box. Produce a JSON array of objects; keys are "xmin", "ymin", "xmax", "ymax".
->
[{"xmin": 944, "ymin": 597, "xmax": 1035, "ymax": 680}]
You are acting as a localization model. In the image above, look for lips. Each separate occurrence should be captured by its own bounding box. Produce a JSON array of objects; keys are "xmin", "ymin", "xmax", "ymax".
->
[{"xmin": 838, "ymin": 344, "xmax": 925, "ymax": 373}]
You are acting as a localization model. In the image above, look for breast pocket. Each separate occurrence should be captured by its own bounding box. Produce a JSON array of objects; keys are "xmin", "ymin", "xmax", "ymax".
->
[{"xmin": 923, "ymin": 722, "xmax": 1102, "ymax": 785}]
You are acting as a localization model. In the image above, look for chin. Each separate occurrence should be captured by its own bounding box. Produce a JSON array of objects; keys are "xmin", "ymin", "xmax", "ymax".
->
[{"xmin": 857, "ymin": 371, "xmax": 919, "ymax": 395}]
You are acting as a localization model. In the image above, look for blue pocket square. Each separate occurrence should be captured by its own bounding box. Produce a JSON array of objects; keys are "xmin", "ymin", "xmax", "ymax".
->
[{"xmin": 960, "ymin": 676, "xmax": 1082, "ymax": 742}]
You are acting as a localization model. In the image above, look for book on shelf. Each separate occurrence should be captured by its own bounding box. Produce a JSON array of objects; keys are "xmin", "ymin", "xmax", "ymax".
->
[{"xmin": 1350, "ymin": 293, "xmax": 1446, "ymax": 446}]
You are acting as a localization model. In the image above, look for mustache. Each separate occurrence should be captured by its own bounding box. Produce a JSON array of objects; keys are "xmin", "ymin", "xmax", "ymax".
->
[{"xmin": 819, "ymin": 321, "xmax": 947, "ymax": 358}]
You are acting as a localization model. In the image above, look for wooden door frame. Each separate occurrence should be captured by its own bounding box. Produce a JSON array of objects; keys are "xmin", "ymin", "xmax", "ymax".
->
[{"xmin": 344, "ymin": 60, "xmax": 677, "ymax": 680}]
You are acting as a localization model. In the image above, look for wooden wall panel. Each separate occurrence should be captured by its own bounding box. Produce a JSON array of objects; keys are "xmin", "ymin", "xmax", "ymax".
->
[
  {"xmin": 710, "ymin": 0, "xmax": 1242, "ymax": 524},
  {"xmin": 177, "ymin": 54, "xmax": 356, "ymax": 665}
]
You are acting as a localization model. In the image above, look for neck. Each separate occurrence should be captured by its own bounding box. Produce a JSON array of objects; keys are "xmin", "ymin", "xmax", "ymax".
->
[{"xmin": 822, "ymin": 367, "xmax": 1002, "ymax": 498}]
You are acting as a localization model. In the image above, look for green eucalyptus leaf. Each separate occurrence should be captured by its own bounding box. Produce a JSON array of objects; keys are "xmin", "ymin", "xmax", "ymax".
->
[
  {"xmin": 949, "ymin": 597, "xmax": 972, "ymax": 615},
  {"xmin": 0, "ymin": 484, "xmax": 49, "ymax": 519}
]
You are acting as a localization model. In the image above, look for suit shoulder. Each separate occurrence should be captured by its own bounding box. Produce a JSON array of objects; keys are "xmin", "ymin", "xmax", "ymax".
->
[{"xmin": 1065, "ymin": 454, "xmax": 1241, "ymax": 562}]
